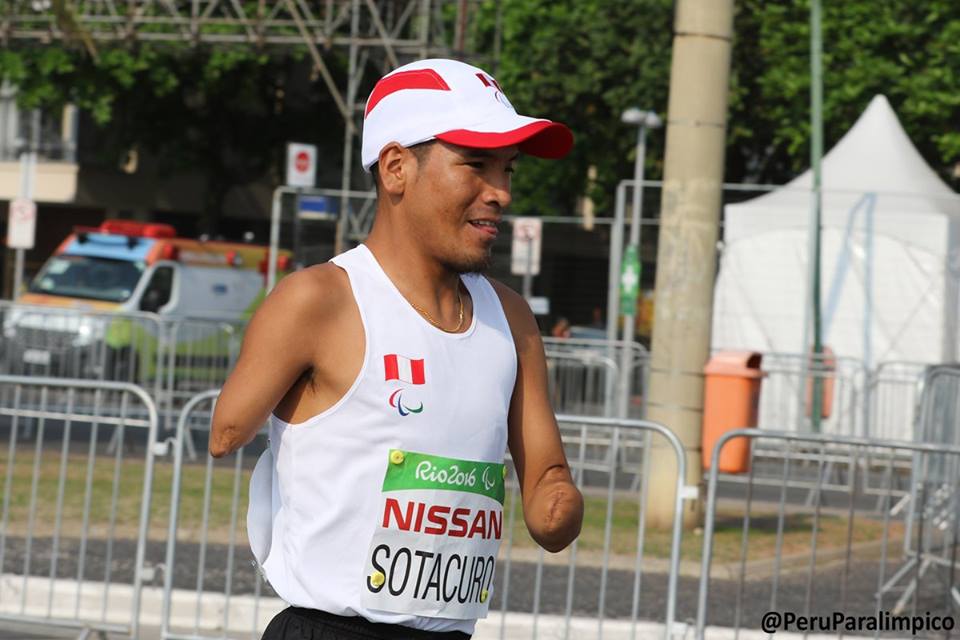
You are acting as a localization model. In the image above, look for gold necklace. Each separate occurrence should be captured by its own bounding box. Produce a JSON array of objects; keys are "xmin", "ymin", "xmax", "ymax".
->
[{"xmin": 409, "ymin": 288, "xmax": 465, "ymax": 333}]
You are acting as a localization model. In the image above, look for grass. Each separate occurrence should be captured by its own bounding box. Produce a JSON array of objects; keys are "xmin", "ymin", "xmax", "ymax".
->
[
  {"xmin": 0, "ymin": 444, "xmax": 904, "ymax": 566},
  {"xmin": 500, "ymin": 490, "xmax": 904, "ymax": 564},
  {"xmin": 0, "ymin": 443, "xmax": 249, "ymax": 542}
]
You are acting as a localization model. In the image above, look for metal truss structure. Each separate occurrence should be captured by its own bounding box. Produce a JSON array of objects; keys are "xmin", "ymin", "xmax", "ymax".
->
[{"xmin": 2, "ymin": 0, "xmax": 495, "ymax": 247}]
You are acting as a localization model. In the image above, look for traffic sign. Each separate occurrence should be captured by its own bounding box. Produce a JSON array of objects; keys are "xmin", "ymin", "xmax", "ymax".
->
[
  {"xmin": 510, "ymin": 217, "xmax": 542, "ymax": 276},
  {"xmin": 620, "ymin": 244, "xmax": 641, "ymax": 311},
  {"xmin": 7, "ymin": 198, "xmax": 37, "ymax": 249},
  {"xmin": 298, "ymin": 195, "xmax": 337, "ymax": 221},
  {"xmin": 286, "ymin": 142, "xmax": 317, "ymax": 188}
]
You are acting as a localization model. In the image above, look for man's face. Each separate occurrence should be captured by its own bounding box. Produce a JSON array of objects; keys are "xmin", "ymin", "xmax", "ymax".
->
[{"xmin": 405, "ymin": 141, "xmax": 516, "ymax": 274}]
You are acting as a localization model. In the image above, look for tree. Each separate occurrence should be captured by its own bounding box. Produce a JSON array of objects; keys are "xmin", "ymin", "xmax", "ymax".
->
[
  {"xmin": 472, "ymin": 0, "xmax": 674, "ymax": 217},
  {"xmin": 473, "ymin": 0, "xmax": 960, "ymax": 217},
  {"xmin": 728, "ymin": 0, "xmax": 960, "ymax": 185},
  {"xmin": 3, "ymin": 0, "xmax": 959, "ymax": 226},
  {"xmin": 0, "ymin": 38, "xmax": 345, "ymax": 233}
]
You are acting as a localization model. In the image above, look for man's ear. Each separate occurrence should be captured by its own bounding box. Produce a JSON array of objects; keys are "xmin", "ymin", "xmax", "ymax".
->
[{"xmin": 378, "ymin": 143, "xmax": 409, "ymax": 196}]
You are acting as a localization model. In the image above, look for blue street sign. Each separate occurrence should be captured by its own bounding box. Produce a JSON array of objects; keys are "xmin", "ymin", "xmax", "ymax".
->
[{"xmin": 297, "ymin": 195, "xmax": 337, "ymax": 221}]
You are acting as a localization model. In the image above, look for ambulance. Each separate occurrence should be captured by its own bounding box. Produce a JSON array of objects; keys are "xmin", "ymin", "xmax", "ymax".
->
[{"xmin": 2, "ymin": 219, "xmax": 292, "ymax": 381}]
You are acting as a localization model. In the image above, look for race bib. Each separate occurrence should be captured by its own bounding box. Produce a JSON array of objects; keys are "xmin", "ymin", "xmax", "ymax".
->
[{"xmin": 362, "ymin": 449, "xmax": 506, "ymax": 620}]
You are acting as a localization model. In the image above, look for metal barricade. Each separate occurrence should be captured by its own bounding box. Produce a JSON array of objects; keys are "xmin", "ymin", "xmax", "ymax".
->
[
  {"xmin": 544, "ymin": 339, "xmax": 653, "ymax": 491},
  {"xmin": 545, "ymin": 350, "xmax": 619, "ymax": 418},
  {"xmin": 161, "ymin": 397, "xmax": 690, "ymax": 640},
  {"xmin": 492, "ymin": 415, "xmax": 689, "ymax": 640},
  {"xmin": 163, "ymin": 319, "xmax": 244, "ymax": 412},
  {"xmin": 0, "ymin": 303, "xmax": 245, "ymax": 444},
  {"xmin": 160, "ymin": 319, "xmax": 243, "ymax": 460},
  {"xmin": 914, "ymin": 365, "xmax": 960, "ymax": 446},
  {"xmin": 735, "ymin": 353, "xmax": 871, "ymax": 498},
  {"xmin": 0, "ymin": 376, "xmax": 159, "ymax": 638},
  {"xmin": 755, "ymin": 352, "xmax": 868, "ymax": 438},
  {"xmin": 873, "ymin": 365, "xmax": 960, "ymax": 612},
  {"xmin": 542, "ymin": 338, "xmax": 651, "ymax": 419},
  {"xmin": 160, "ymin": 391, "xmax": 277, "ymax": 640},
  {"xmin": 869, "ymin": 361, "xmax": 926, "ymax": 442},
  {"xmin": 696, "ymin": 429, "xmax": 960, "ymax": 639},
  {"xmin": 0, "ymin": 301, "xmax": 166, "ymax": 400}
]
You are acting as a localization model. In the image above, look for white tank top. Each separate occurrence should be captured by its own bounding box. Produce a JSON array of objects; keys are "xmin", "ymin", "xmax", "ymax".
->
[{"xmin": 247, "ymin": 244, "xmax": 517, "ymax": 635}]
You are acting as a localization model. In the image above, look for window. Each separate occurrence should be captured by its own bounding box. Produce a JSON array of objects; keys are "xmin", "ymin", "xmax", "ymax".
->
[
  {"xmin": 29, "ymin": 255, "xmax": 145, "ymax": 303},
  {"xmin": 139, "ymin": 266, "xmax": 174, "ymax": 312}
]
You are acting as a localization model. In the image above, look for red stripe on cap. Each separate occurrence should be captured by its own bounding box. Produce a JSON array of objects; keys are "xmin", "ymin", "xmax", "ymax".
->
[
  {"xmin": 365, "ymin": 69, "xmax": 451, "ymax": 118},
  {"xmin": 436, "ymin": 121, "xmax": 574, "ymax": 159}
]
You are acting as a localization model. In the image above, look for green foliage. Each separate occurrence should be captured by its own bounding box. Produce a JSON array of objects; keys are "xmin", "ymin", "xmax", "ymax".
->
[
  {"xmin": 473, "ymin": 0, "xmax": 673, "ymax": 216},
  {"xmin": 1, "ymin": 0, "xmax": 959, "ymax": 224},
  {"xmin": 729, "ymin": 0, "xmax": 960, "ymax": 184},
  {"xmin": 484, "ymin": 0, "xmax": 960, "ymax": 215},
  {"xmin": 0, "ymin": 35, "xmax": 340, "ymax": 231}
]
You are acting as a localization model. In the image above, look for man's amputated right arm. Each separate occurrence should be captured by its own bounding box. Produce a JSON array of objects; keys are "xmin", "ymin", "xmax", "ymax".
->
[{"xmin": 209, "ymin": 271, "xmax": 324, "ymax": 457}]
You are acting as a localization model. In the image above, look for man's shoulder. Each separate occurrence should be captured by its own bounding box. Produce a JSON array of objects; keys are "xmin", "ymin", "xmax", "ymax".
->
[
  {"xmin": 295, "ymin": 261, "xmax": 352, "ymax": 295},
  {"xmin": 483, "ymin": 277, "xmax": 539, "ymax": 340},
  {"xmin": 259, "ymin": 263, "xmax": 353, "ymax": 323},
  {"xmin": 485, "ymin": 277, "xmax": 527, "ymax": 315}
]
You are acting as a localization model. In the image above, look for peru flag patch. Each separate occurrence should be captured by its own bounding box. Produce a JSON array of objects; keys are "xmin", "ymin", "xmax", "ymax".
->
[{"xmin": 384, "ymin": 354, "xmax": 426, "ymax": 385}]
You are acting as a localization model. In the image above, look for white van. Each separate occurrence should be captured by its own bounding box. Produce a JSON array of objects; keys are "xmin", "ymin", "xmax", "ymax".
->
[{"xmin": 3, "ymin": 219, "xmax": 292, "ymax": 381}]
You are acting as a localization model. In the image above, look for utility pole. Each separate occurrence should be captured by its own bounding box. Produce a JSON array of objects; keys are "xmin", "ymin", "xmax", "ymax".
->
[
  {"xmin": 808, "ymin": 0, "xmax": 826, "ymax": 431},
  {"xmin": 644, "ymin": 0, "xmax": 734, "ymax": 528}
]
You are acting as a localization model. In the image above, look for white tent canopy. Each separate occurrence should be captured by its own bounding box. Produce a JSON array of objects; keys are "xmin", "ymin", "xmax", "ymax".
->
[{"xmin": 712, "ymin": 95, "xmax": 960, "ymax": 366}]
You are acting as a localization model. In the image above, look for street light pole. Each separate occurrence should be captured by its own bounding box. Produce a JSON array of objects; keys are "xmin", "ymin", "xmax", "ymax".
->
[{"xmin": 616, "ymin": 108, "xmax": 661, "ymax": 418}]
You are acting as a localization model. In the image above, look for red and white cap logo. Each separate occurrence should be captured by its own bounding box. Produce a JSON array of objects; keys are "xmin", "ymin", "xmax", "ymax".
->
[{"xmin": 361, "ymin": 58, "xmax": 573, "ymax": 171}]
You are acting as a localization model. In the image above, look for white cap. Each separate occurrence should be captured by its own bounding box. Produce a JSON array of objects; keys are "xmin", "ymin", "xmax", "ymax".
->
[{"xmin": 361, "ymin": 58, "xmax": 573, "ymax": 172}]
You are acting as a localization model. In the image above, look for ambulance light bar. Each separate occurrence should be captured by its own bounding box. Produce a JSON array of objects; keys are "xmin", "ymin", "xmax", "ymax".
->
[{"xmin": 99, "ymin": 219, "xmax": 176, "ymax": 239}]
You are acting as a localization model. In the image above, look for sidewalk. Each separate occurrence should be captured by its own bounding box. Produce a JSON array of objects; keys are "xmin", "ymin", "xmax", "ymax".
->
[
  {"xmin": 0, "ymin": 616, "xmax": 875, "ymax": 640},
  {"xmin": 0, "ymin": 574, "xmax": 912, "ymax": 640}
]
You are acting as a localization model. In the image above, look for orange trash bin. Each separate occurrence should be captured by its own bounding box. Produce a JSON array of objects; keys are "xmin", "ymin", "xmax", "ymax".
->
[{"xmin": 702, "ymin": 351, "xmax": 763, "ymax": 474}]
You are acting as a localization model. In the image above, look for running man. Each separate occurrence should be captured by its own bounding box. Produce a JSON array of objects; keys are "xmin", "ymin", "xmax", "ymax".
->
[{"xmin": 210, "ymin": 58, "xmax": 583, "ymax": 640}]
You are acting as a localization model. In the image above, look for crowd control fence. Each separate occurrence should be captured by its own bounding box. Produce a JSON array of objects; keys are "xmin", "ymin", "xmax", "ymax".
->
[
  {"xmin": 696, "ymin": 428, "xmax": 960, "ymax": 639},
  {"xmin": 159, "ymin": 390, "xmax": 274, "ymax": 640},
  {"xmin": 0, "ymin": 375, "xmax": 159, "ymax": 639},
  {"xmin": 159, "ymin": 394, "xmax": 693, "ymax": 640},
  {"xmin": 0, "ymin": 302, "xmax": 165, "ymax": 400},
  {"xmin": 542, "ymin": 338, "xmax": 651, "ymax": 420},
  {"xmin": 4, "ymin": 312, "xmax": 958, "ymax": 639},
  {"xmin": 868, "ymin": 361, "xmax": 926, "ymax": 443},
  {"xmin": 753, "ymin": 351, "xmax": 869, "ymax": 439},
  {"xmin": 914, "ymin": 365, "xmax": 960, "ymax": 447},
  {"xmin": 874, "ymin": 364, "xmax": 960, "ymax": 613},
  {"xmin": 494, "ymin": 415, "xmax": 690, "ymax": 640},
  {"xmin": 544, "ymin": 350, "xmax": 619, "ymax": 418},
  {"xmin": 4, "ymin": 302, "xmax": 938, "ymax": 447},
  {"xmin": 544, "ymin": 339, "xmax": 653, "ymax": 492},
  {"xmin": 0, "ymin": 302, "xmax": 242, "ymax": 450}
]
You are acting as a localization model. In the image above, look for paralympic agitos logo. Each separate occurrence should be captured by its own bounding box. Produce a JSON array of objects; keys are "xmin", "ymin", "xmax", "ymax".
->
[
  {"xmin": 384, "ymin": 354, "xmax": 426, "ymax": 417},
  {"xmin": 389, "ymin": 389, "xmax": 423, "ymax": 416}
]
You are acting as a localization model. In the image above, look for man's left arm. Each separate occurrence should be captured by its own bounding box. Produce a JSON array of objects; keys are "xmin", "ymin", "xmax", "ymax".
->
[{"xmin": 491, "ymin": 280, "xmax": 584, "ymax": 552}]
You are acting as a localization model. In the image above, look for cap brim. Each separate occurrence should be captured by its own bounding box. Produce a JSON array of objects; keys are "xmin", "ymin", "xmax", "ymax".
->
[{"xmin": 435, "ymin": 120, "xmax": 573, "ymax": 160}]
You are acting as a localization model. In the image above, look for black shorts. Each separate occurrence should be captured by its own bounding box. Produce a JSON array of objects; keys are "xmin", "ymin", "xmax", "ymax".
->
[{"xmin": 261, "ymin": 607, "xmax": 472, "ymax": 640}]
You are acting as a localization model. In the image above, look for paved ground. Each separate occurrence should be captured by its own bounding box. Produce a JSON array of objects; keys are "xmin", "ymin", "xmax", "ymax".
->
[{"xmin": 1, "ymin": 535, "xmax": 955, "ymax": 638}]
